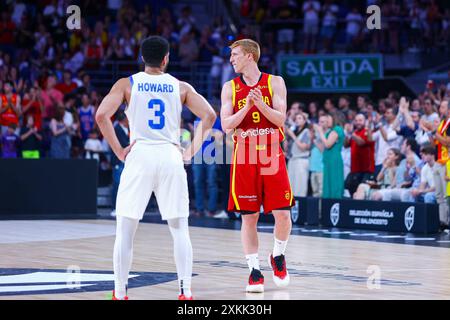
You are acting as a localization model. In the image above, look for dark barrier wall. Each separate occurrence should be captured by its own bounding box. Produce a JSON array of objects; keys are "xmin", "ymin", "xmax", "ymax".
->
[
  {"xmin": 242, "ymin": 197, "xmax": 439, "ymax": 234},
  {"xmin": 291, "ymin": 197, "xmax": 319, "ymax": 225},
  {"xmin": 321, "ymin": 198, "xmax": 439, "ymax": 234},
  {"xmin": 0, "ymin": 159, "xmax": 98, "ymax": 218}
]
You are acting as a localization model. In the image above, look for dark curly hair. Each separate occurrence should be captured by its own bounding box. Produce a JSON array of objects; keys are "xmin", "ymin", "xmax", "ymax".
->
[{"xmin": 140, "ymin": 36, "xmax": 170, "ymax": 68}]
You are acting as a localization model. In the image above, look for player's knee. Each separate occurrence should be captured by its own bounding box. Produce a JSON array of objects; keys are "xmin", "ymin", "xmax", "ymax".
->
[
  {"xmin": 241, "ymin": 213, "xmax": 259, "ymax": 226},
  {"xmin": 168, "ymin": 218, "xmax": 189, "ymax": 235},
  {"xmin": 273, "ymin": 211, "xmax": 291, "ymax": 225}
]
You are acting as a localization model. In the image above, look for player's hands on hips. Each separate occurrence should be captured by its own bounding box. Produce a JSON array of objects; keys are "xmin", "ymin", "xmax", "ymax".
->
[
  {"xmin": 119, "ymin": 140, "xmax": 136, "ymax": 162},
  {"xmin": 182, "ymin": 151, "xmax": 192, "ymax": 164},
  {"xmin": 182, "ymin": 152, "xmax": 192, "ymax": 164},
  {"xmin": 177, "ymin": 145, "xmax": 192, "ymax": 164}
]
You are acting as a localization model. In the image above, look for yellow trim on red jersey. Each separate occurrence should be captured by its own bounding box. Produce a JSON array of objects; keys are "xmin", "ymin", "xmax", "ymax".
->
[
  {"xmin": 232, "ymin": 128, "xmax": 237, "ymax": 143},
  {"xmin": 231, "ymin": 79, "xmax": 236, "ymax": 107},
  {"xmin": 231, "ymin": 142, "xmax": 240, "ymax": 210},
  {"xmin": 279, "ymin": 127, "xmax": 286, "ymax": 141},
  {"xmin": 290, "ymin": 185, "xmax": 294, "ymax": 206},
  {"xmin": 437, "ymin": 119, "xmax": 450, "ymax": 164},
  {"xmin": 267, "ymin": 74, "xmax": 273, "ymax": 98}
]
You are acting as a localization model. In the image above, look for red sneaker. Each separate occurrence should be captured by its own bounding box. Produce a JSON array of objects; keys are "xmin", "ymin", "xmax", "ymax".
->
[
  {"xmin": 112, "ymin": 290, "xmax": 129, "ymax": 300},
  {"xmin": 178, "ymin": 294, "xmax": 193, "ymax": 300},
  {"xmin": 268, "ymin": 254, "xmax": 290, "ymax": 287},
  {"xmin": 246, "ymin": 268, "xmax": 264, "ymax": 293}
]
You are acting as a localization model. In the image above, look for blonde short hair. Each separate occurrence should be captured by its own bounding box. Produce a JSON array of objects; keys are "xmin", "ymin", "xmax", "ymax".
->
[{"xmin": 229, "ymin": 39, "xmax": 260, "ymax": 63}]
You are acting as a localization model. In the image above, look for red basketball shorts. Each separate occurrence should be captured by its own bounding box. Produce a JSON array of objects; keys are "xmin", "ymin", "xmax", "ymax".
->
[{"xmin": 227, "ymin": 142, "xmax": 294, "ymax": 214}]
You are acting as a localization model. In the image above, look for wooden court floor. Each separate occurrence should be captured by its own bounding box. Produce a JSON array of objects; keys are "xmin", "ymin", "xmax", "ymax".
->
[{"xmin": 0, "ymin": 219, "xmax": 449, "ymax": 300}]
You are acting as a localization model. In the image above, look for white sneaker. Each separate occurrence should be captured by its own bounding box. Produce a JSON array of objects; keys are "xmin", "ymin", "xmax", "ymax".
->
[
  {"xmin": 213, "ymin": 211, "xmax": 229, "ymax": 219},
  {"xmin": 268, "ymin": 254, "xmax": 290, "ymax": 287},
  {"xmin": 110, "ymin": 210, "xmax": 116, "ymax": 217}
]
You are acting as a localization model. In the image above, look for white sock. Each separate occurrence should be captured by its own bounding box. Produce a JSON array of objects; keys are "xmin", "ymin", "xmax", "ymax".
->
[
  {"xmin": 113, "ymin": 216, "xmax": 139, "ymax": 299},
  {"xmin": 273, "ymin": 237, "xmax": 288, "ymax": 257},
  {"xmin": 168, "ymin": 218, "xmax": 193, "ymax": 297},
  {"xmin": 245, "ymin": 253, "xmax": 260, "ymax": 272}
]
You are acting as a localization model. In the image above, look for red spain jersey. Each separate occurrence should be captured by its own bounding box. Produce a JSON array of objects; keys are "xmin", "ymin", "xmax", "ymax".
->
[
  {"xmin": 436, "ymin": 118, "xmax": 450, "ymax": 164},
  {"xmin": 0, "ymin": 94, "xmax": 19, "ymax": 126},
  {"xmin": 231, "ymin": 73, "xmax": 285, "ymax": 147},
  {"xmin": 228, "ymin": 72, "xmax": 293, "ymax": 214}
]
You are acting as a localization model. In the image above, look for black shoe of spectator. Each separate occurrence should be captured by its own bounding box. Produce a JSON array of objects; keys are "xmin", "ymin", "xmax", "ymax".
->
[
  {"xmin": 191, "ymin": 210, "xmax": 204, "ymax": 218},
  {"xmin": 205, "ymin": 210, "xmax": 216, "ymax": 218},
  {"xmin": 439, "ymin": 223, "xmax": 449, "ymax": 233}
]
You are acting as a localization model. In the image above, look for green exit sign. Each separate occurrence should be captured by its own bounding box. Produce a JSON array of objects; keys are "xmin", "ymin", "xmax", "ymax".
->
[{"xmin": 278, "ymin": 54, "xmax": 383, "ymax": 93}]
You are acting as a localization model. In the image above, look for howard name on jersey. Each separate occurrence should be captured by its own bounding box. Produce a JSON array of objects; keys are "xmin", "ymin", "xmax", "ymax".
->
[{"xmin": 126, "ymin": 72, "xmax": 182, "ymax": 146}]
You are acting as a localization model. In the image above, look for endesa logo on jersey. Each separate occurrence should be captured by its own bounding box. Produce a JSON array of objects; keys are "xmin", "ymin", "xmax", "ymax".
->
[{"xmin": 240, "ymin": 128, "xmax": 276, "ymax": 138}]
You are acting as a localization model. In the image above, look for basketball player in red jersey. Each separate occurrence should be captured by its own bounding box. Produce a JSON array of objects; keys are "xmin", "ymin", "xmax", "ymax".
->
[{"xmin": 221, "ymin": 39, "xmax": 293, "ymax": 293}]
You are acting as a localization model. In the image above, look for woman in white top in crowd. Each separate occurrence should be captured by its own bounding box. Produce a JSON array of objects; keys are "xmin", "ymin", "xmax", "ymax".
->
[{"xmin": 286, "ymin": 113, "xmax": 311, "ymax": 197}]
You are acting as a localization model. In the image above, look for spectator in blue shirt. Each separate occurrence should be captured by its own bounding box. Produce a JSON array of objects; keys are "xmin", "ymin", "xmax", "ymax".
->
[
  {"xmin": 110, "ymin": 111, "xmax": 129, "ymax": 217},
  {"xmin": 192, "ymin": 108, "xmax": 223, "ymax": 217}
]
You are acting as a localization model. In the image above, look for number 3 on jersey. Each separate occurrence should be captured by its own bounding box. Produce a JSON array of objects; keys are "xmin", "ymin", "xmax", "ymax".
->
[{"xmin": 148, "ymin": 99, "xmax": 165, "ymax": 129}]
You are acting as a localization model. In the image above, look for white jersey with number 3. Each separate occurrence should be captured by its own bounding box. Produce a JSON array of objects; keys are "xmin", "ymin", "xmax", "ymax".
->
[
  {"xmin": 117, "ymin": 71, "xmax": 189, "ymax": 221},
  {"xmin": 125, "ymin": 71, "xmax": 181, "ymax": 145}
]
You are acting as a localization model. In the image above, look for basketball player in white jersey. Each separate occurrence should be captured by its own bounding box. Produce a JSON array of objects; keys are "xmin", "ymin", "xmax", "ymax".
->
[{"xmin": 96, "ymin": 36, "xmax": 216, "ymax": 300}]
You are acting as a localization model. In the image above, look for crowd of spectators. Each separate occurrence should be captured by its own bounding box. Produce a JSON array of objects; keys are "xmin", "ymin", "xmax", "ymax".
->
[
  {"xmin": 235, "ymin": 0, "xmax": 450, "ymax": 54},
  {"xmin": 0, "ymin": 0, "xmax": 234, "ymax": 217},
  {"xmin": 283, "ymin": 84, "xmax": 450, "ymax": 230},
  {"xmin": 1, "ymin": 1, "xmax": 450, "ymax": 227},
  {"xmin": 0, "ymin": 0, "xmax": 232, "ymax": 160}
]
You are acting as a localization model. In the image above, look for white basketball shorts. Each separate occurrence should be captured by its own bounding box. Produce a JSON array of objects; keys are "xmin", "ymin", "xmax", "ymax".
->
[{"xmin": 115, "ymin": 142, "xmax": 189, "ymax": 220}]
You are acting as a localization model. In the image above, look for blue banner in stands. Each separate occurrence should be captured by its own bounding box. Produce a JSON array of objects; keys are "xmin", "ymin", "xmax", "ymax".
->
[{"xmin": 321, "ymin": 199, "xmax": 439, "ymax": 234}]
